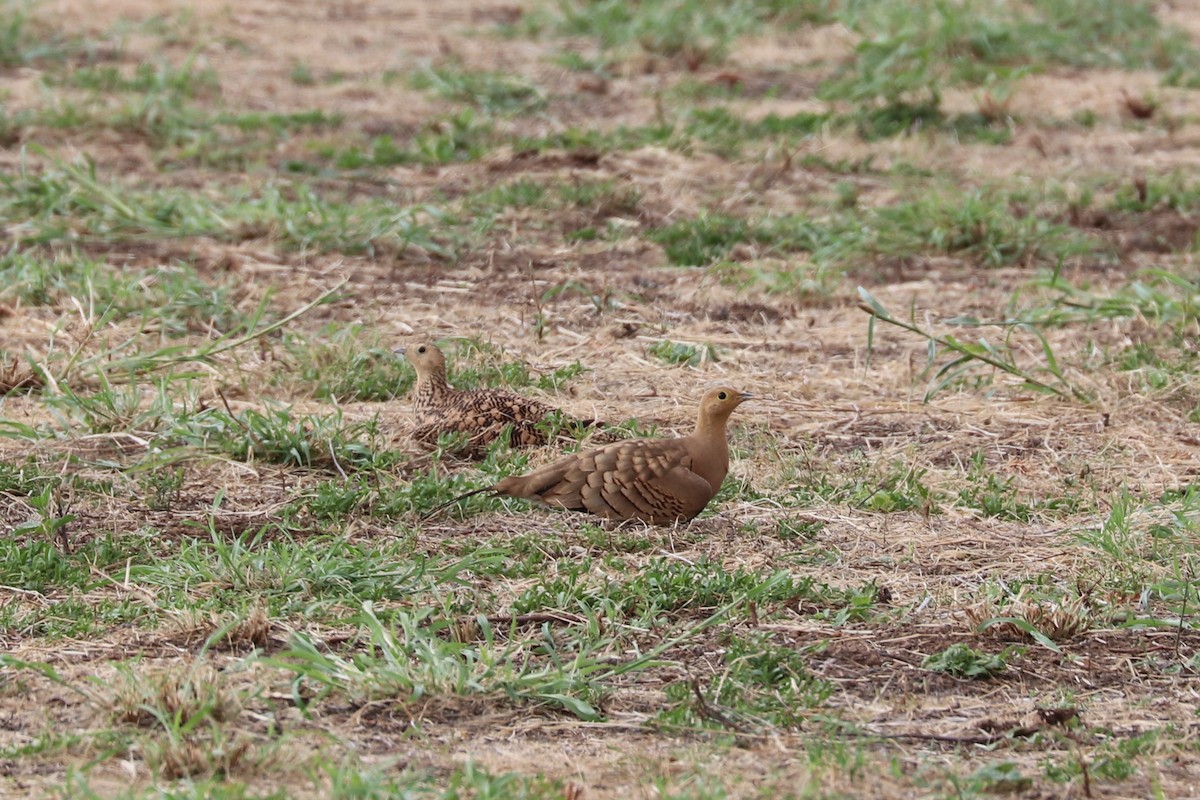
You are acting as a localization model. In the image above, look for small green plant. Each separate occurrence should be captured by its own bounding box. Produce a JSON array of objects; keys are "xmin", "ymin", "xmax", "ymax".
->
[
  {"xmin": 13, "ymin": 481, "xmax": 75, "ymax": 548},
  {"xmin": 137, "ymin": 465, "xmax": 186, "ymax": 512},
  {"xmin": 648, "ymin": 340, "xmax": 718, "ymax": 368},
  {"xmin": 922, "ymin": 643, "xmax": 1007, "ymax": 678},
  {"xmin": 290, "ymin": 62, "xmax": 315, "ymax": 86},
  {"xmin": 968, "ymin": 762, "xmax": 1032, "ymax": 794}
]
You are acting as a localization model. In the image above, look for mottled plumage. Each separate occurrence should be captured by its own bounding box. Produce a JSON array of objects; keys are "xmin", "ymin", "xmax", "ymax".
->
[
  {"xmin": 398, "ymin": 342, "xmax": 598, "ymax": 456},
  {"xmin": 434, "ymin": 386, "xmax": 750, "ymax": 524}
]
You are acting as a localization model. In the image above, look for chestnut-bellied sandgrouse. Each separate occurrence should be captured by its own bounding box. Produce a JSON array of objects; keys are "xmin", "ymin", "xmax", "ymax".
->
[
  {"xmin": 430, "ymin": 386, "xmax": 751, "ymax": 524},
  {"xmin": 398, "ymin": 342, "xmax": 600, "ymax": 456}
]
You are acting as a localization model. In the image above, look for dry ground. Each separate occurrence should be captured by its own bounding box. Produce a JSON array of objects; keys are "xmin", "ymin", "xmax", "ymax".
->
[{"xmin": 2, "ymin": 0, "xmax": 1200, "ymax": 798}]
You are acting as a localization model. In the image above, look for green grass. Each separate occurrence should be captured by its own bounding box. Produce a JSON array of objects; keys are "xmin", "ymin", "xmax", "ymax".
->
[
  {"xmin": 0, "ymin": 0, "xmax": 79, "ymax": 67},
  {"xmin": 411, "ymin": 60, "xmax": 546, "ymax": 115},
  {"xmin": 546, "ymin": 0, "xmax": 835, "ymax": 66},
  {"xmin": 0, "ymin": 158, "xmax": 451, "ymax": 257},
  {"xmin": 820, "ymin": 0, "xmax": 1200, "ymax": 112}
]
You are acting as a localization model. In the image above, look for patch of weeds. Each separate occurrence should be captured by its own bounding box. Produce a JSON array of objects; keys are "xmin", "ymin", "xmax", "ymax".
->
[
  {"xmin": 411, "ymin": 60, "xmax": 546, "ymax": 115},
  {"xmin": 57, "ymin": 58, "xmax": 219, "ymax": 98},
  {"xmin": 649, "ymin": 209, "xmax": 857, "ymax": 269},
  {"xmin": 922, "ymin": 643, "xmax": 1007, "ymax": 678},
  {"xmin": 1, "ymin": 159, "xmax": 452, "ymax": 258},
  {"xmin": 284, "ymin": 476, "xmax": 374, "ymax": 527},
  {"xmin": 285, "ymin": 326, "xmax": 413, "ymax": 402},
  {"xmin": 661, "ymin": 631, "xmax": 831, "ymax": 730},
  {"xmin": 371, "ymin": 466, "xmax": 499, "ymax": 519},
  {"xmin": 773, "ymin": 515, "xmax": 825, "ymax": 541},
  {"xmin": 792, "ymin": 458, "xmax": 938, "ymax": 514},
  {"xmin": 432, "ymin": 340, "xmax": 584, "ymax": 393},
  {"xmin": 967, "ymin": 582, "xmax": 1093, "ymax": 647},
  {"xmin": 468, "ymin": 178, "xmax": 548, "ymax": 215},
  {"xmin": 512, "ymin": 560, "xmax": 827, "ymax": 627},
  {"xmin": 623, "ymin": 560, "xmax": 824, "ymax": 620},
  {"xmin": 107, "ymin": 663, "xmax": 268, "ymax": 781},
  {"xmin": 137, "ymin": 465, "xmax": 186, "ymax": 512},
  {"xmin": 1075, "ymin": 488, "xmax": 1200, "ymax": 568},
  {"xmin": 868, "ymin": 187, "xmax": 1098, "ymax": 267},
  {"xmin": 43, "ymin": 376, "xmax": 196, "ymax": 440},
  {"xmin": 10, "ymin": 480, "xmax": 76, "ymax": 547},
  {"xmin": 849, "ymin": 102, "xmax": 1012, "ymax": 142},
  {"xmin": 276, "ymin": 601, "xmax": 603, "ymax": 720},
  {"xmin": 648, "ymin": 340, "xmax": 718, "ymax": 368},
  {"xmin": 0, "ymin": 0, "xmax": 79, "ymax": 67},
  {"xmin": 170, "ymin": 405, "xmax": 397, "ymax": 472},
  {"xmin": 682, "ymin": 106, "xmax": 828, "ymax": 155},
  {"xmin": 0, "ymin": 532, "xmax": 149, "ymax": 592},
  {"xmin": 554, "ymin": 0, "xmax": 758, "ymax": 67},
  {"xmin": 129, "ymin": 524, "xmax": 475, "ymax": 614},
  {"xmin": 0, "ymin": 596, "xmax": 147, "ymax": 638},
  {"xmin": 321, "ymin": 110, "xmax": 494, "ymax": 168},
  {"xmin": 820, "ymin": 0, "xmax": 1200, "ymax": 117},
  {"xmin": 556, "ymin": 178, "xmax": 642, "ymax": 218},
  {"xmin": 957, "ymin": 452, "xmax": 1034, "ymax": 521},
  {"xmin": 860, "ymin": 288, "xmax": 1089, "ymax": 403},
  {"xmin": 0, "ymin": 459, "xmax": 54, "ymax": 496},
  {"xmin": 649, "ymin": 213, "xmax": 749, "ymax": 265},
  {"xmin": 1111, "ymin": 172, "xmax": 1200, "ymax": 214},
  {"xmin": 551, "ymin": 0, "xmax": 828, "ymax": 67}
]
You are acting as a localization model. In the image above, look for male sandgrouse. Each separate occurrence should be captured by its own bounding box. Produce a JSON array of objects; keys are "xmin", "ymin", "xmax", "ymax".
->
[{"xmin": 431, "ymin": 386, "xmax": 750, "ymax": 524}]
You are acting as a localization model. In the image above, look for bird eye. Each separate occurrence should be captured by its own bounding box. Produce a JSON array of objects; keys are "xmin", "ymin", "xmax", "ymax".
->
[
  {"xmin": 417, "ymin": 346, "xmax": 426, "ymax": 353},
  {"xmin": 718, "ymin": 391, "xmax": 728, "ymax": 400}
]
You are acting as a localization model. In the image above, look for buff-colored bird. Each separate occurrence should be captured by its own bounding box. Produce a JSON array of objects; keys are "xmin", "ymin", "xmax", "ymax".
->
[
  {"xmin": 398, "ymin": 342, "xmax": 599, "ymax": 456},
  {"xmin": 431, "ymin": 386, "xmax": 751, "ymax": 524}
]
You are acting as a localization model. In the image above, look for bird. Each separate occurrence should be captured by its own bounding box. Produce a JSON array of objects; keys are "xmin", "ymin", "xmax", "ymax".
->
[
  {"xmin": 428, "ymin": 386, "xmax": 751, "ymax": 524},
  {"xmin": 397, "ymin": 341, "xmax": 601, "ymax": 456}
]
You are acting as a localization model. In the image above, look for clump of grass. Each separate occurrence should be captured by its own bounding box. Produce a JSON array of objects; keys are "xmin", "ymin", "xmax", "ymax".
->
[
  {"xmin": 108, "ymin": 663, "xmax": 268, "ymax": 781},
  {"xmin": 171, "ymin": 405, "xmax": 396, "ymax": 472},
  {"xmin": 275, "ymin": 601, "xmax": 604, "ymax": 720},
  {"xmin": 411, "ymin": 60, "xmax": 546, "ymax": 115},
  {"xmin": 921, "ymin": 643, "xmax": 1007, "ymax": 678},
  {"xmin": 319, "ymin": 110, "xmax": 494, "ymax": 168},
  {"xmin": 661, "ymin": 631, "xmax": 831, "ymax": 731}
]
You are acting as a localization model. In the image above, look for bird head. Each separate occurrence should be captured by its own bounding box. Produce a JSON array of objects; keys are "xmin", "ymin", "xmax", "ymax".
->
[
  {"xmin": 396, "ymin": 342, "xmax": 447, "ymax": 376},
  {"xmin": 697, "ymin": 386, "xmax": 751, "ymax": 428}
]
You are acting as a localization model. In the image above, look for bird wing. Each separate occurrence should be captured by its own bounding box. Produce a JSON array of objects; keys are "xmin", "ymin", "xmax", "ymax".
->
[{"xmin": 502, "ymin": 438, "xmax": 716, "ymax": 523}]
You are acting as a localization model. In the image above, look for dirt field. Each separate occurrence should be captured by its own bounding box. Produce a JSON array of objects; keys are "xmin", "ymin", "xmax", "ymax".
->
[{"xmin": 2, "ymin": 1, "xmax": 1200, "ymax": 798}]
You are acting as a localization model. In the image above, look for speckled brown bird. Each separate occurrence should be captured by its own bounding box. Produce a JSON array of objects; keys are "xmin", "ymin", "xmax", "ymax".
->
[
  {"xmin": 431, "ymin": 386, "xmax": 751, "ymax": 524},
  {"xmin": 398, "ymin": 342, "xmax": 599, "ymax": 456}
]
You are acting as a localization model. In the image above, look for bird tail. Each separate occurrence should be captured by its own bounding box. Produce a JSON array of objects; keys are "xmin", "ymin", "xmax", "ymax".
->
[{"xmin": 421, "ymin": 486, "xmax": 494, "ymax": 521}]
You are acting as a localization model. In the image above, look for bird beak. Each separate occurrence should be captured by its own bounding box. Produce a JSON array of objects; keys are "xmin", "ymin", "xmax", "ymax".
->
[
  {"xmin": 738, "ymin": 391, "xmax": 753, "ymax": 403},
  {"xmin": 393, "ymin": 346, "xmax": 406, "ymax": 356}
]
